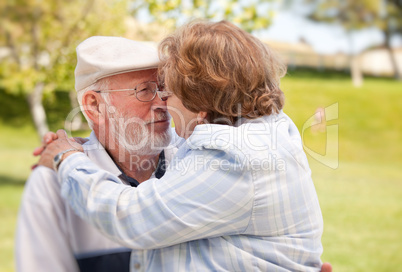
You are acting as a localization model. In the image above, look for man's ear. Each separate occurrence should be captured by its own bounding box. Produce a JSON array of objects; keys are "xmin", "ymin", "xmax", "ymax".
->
[{"xmin": 82, "ymin": 91, "xmax": 106, "ymax": 126}]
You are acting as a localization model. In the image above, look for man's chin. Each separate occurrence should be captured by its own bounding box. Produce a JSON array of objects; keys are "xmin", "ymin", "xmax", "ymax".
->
[{"xmin": 124, "ymin": 130, "xmax": 171, "ymax": 155}]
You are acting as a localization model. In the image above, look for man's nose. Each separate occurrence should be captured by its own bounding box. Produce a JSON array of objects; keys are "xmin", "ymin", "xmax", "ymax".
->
[{"xmin": 151, "ymin": 95, "xmax": 168, "ymax": 111}]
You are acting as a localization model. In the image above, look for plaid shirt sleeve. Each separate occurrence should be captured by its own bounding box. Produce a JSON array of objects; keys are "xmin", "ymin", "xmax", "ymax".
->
[{"xmin": 58, "ymin": 148, "xmax": 254, "ymax": 250}]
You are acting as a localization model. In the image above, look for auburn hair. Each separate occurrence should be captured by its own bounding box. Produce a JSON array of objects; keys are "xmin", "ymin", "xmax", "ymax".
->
[{"xmin": 159, "ymin": 20, "xmax": 286, "ymax": 124}]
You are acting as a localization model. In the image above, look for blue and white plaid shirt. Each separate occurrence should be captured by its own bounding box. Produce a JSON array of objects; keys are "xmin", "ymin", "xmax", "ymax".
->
[{"xmin": 58, "ymin": 111, "xmax": 323, "ymax": 271}]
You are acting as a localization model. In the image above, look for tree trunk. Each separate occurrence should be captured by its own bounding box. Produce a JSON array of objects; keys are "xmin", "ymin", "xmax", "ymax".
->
[
  {"xmin": 28, "ymin": 82, "xmax": 49, "ymax": 139},
  {"xmin": 68, "ymin": 90, "xmax": 85, "ymax": 131},
  {"xmin": 350, "ymin": 54, "xmax": 363, "ymax": 87},
  {"xmin": 347, "ymin": 32, "xmax": 363, "ymax": 87},
  {"xmin": 384, "ymin": 31, "xmax": 401, "ymax": 80}
]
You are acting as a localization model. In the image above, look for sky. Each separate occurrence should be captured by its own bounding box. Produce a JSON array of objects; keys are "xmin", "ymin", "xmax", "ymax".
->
[
  {"xmin": 256, "ymin": 11, "xmax": 402, "ymax": 55},
  {"xmin": 256, "ymin": 11, "xmax": 402, "ymax": 54},
  {"xmin": 135, "ymin": 1, "xmax": 402, "ymax": 56}
]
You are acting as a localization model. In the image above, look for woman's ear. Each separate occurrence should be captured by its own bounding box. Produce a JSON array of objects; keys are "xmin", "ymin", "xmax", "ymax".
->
[{"xmin": 197, "ymin": 111, "xmax": 208, "ymax": 124}]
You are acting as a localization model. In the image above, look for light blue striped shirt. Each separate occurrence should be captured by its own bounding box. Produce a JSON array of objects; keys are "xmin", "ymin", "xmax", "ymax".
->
[{"xmin": 58, "ymin": 111, "xmax": 323, "ymax": 271}]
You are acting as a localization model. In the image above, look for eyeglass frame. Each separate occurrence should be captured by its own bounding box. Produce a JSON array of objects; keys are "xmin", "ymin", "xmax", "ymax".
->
[{"xmin": 94, "ymin": 81, "xmax": 173, "ymax": 102}]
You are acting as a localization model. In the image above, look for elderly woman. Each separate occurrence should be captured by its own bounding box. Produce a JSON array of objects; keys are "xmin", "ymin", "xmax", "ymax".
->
[{"xmin": 39, "ymin": 21, "xmax": 323, "ymax": 271}]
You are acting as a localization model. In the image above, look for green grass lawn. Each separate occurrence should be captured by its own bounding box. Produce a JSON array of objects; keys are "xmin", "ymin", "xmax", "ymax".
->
[
  {"xmin": 1, "ymin": 69, "xmax": 401, "ymax": 271},
  {"xmin": 0, "ymin": 124, "xmax": 90, "ymax": 272},
  {"xmin": 282, "ymin": 70, "xmax": 402, "ymax": 272},
  {"xmin": 0, "ymin": 124, "xmax": 37, "ymax": 272}
]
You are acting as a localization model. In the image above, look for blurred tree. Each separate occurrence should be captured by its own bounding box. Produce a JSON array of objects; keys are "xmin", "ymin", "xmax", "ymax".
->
[
  {"xmin": 130, "ymin": 0, "xmax": 276, "ymax": 33},
  {"xmin": 0, "ymin": 0, "xmax": 280, "ymax": 138},
  {"xmin": 0, "ymin": 0, "xmax": 129, "ymax": 138},
  {"xmin": 380, "ymin": 0, "xmax": 402, "ymax": 80},
  {"xmin": 306, "ymin": 0, "xmax": 402, "ymax": 82}
]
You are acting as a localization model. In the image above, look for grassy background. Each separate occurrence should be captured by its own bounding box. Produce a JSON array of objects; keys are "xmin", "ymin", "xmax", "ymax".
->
[
  {"xmin": 0, "ymin": 69, "xmax": 401, "ymax": 271},
  {"xmin": 282, "ymin": 70, "xmax": 402, "ymax": 272}
]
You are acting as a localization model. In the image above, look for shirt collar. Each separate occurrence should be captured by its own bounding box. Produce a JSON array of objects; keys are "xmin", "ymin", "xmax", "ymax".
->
[
  {"xmin": 83, "ymin": 131, "xmax": 171, "ymax": 185},
  {"xmin": 82, "ymin": 131, "xmax": 122, "ymax": 178}
]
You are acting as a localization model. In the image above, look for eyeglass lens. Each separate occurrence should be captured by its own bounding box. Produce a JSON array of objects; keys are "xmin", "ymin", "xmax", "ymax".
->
[{"xmin": 136, "ymin": 82, "xmax": 158, "ymax": 102}]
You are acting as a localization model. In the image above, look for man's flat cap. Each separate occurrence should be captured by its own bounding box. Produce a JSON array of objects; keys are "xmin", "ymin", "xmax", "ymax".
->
[{"xmin": 75, "ymin": 36, "xmax": 159, "ymax": 91}]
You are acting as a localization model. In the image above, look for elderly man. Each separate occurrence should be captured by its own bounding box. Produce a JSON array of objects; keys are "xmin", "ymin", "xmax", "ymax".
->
[{"xmin": 15, "ymin": 36, "xmax": 179, "ymax": 272}]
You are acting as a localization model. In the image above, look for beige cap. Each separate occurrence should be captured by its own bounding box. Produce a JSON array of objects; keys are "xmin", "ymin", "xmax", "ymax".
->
[{"xmin": 74, "ymin": 36, "xmax": 159, "ymax": 91}]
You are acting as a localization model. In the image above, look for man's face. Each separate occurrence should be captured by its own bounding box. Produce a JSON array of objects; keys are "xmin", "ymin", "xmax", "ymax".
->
[{"xmin": 101, "ymin": 69, "xmax": 171, "ymax": 156}]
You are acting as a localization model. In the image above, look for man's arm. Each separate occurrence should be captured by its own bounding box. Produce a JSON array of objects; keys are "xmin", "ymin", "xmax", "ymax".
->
[{"xmin": 15, "ymin": 167, "xmax": 79, "ymax": 272}]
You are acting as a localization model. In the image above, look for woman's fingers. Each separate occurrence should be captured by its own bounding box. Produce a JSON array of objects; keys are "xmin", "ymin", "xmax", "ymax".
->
[
  {"xmin": 42, "ymin": 131, "xmax": 58, "ymax": 145},
  {"xmin": 56, "ymin": 129, "xmax": 68, "ymax": 140},
  {"xmin": 32, "ymin": 130, "xmax": 85, "ymax": 170},
  {"xmin": 33, "ymin": 131, "xmax": 59, "ymax": 157},
  {"xmin": 33, "ymin": 146, "xmax": 45, "ymax": 156},
  {"xmin": 36, "ymin": 130, "xmax": 84, "ymax": 170}
]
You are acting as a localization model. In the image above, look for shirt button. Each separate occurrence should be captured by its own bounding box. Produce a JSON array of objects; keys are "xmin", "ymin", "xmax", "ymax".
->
[{"xmin": 134, "ymin": 263, "xmax": 141, "ymax": 269}]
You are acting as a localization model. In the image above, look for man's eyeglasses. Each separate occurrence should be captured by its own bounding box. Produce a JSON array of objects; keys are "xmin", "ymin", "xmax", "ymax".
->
[{"xmin": 95, "ymin": 81, "xmax": 172, "ymax": 102}]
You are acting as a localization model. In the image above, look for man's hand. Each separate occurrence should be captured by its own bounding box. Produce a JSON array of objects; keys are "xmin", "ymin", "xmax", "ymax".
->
[{"xmin": 37, "ymin": 130, "xmax": 84, "ymax": 170}]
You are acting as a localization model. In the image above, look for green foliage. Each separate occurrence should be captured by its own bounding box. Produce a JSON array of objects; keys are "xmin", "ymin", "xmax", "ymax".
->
[
  {"xmin": 384, "ymin": 0, "xmax": 402, "ymax": 34},
  {"xmin": 307, "ymin": 0, "xmax": 379, "ymax": 30},
  {"xmin": 0, "ymin": 0, "xmax": 280, "ymax": 137},
  {"xmin": 306, "ymin": 0, "xmax": 402, "ymax": 36},
  {"xmin": 0, "ymin": 87, "xmax": 32, "ymax": 126},
  {"xmin": 0, "ymin": 87, "xmax": 83, "ymax": 132},
  {"xmin": 0, "ymin": 0, "xmax": 130, "ymax": 95},
  {"xmin": 304, "ymin": 0, "xmax": 402, "ymax": 80},
  {"xmin": 0, "ymin": 0, "xmax": 131, "ymax": 136},
  {"xmin": 133, "ymin": 0, "xmax": 275, "ymax": 32}
]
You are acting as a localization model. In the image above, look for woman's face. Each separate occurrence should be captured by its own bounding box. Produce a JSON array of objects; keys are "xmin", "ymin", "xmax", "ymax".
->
[{"xmin": 166, "ymin": 94, "xmax": 199, "ymax": 139}]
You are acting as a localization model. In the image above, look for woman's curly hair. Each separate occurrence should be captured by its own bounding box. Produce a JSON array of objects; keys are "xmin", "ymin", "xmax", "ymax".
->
[{"xmin": 159, "ymin": 20, "xmax": 286, "ymax": 125}]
